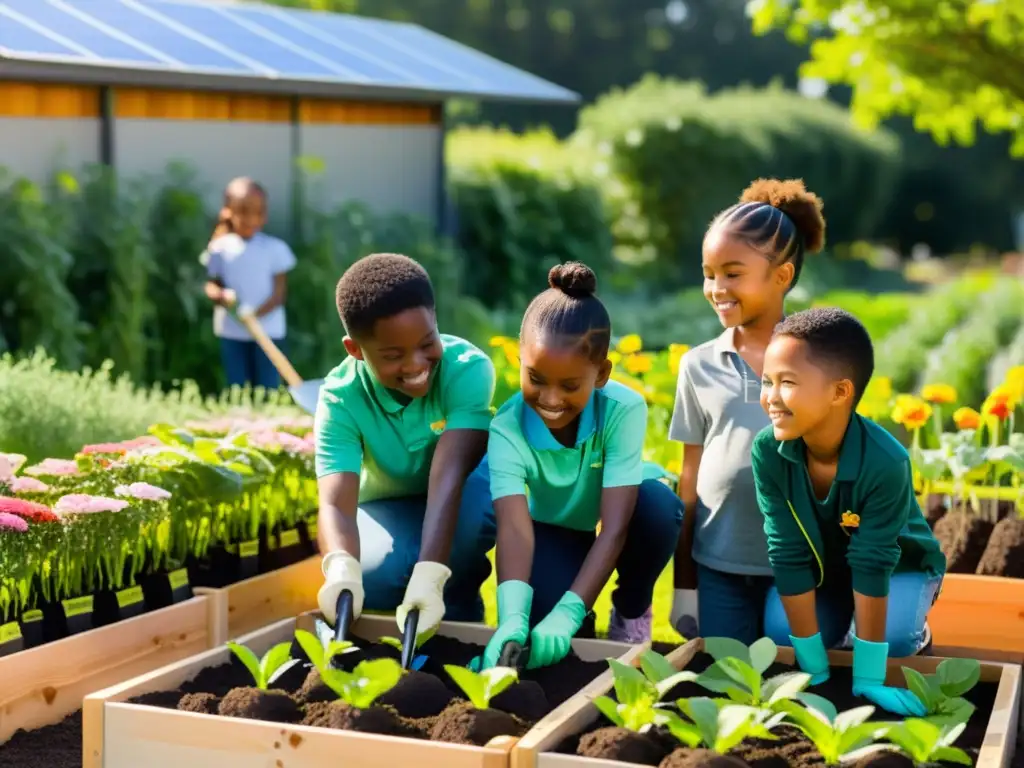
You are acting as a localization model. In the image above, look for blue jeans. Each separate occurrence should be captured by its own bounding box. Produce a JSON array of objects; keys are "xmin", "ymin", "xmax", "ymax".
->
[
  {"xmin": 527, "ymin": 479, "xmax": 683, "ymax": 637},
  {"xmin": 764, "ymin": 571, "xmax": 943, "ymax": 657},
  {"xmin": 220, "ymin": 338, "xmax": 282, "ymax": 389},
  {"xmin": 359, "ymin": 460, "xmax": 495, "ymax": 622},
  {"xmin": 697, "ymin": 565, "xmax": 775, "ymax": 645}
]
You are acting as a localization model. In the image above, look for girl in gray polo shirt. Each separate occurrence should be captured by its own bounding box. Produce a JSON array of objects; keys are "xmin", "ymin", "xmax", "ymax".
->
[{"xmin": 668, "ymin": 178, "xmax": 827, "ymax": 644}]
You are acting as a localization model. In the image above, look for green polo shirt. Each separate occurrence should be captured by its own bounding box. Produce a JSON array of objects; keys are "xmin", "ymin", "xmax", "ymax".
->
[
  {"xmin": 488, "ymin": 380, "xmax": 648, "ymax": 532},
  {"xmin": 314, "ymin": 334, "xmax": 495, "ymax": 502},
  {"xmin": 751, "ymin": 414, "xmax": 946, "ymax": 599}
]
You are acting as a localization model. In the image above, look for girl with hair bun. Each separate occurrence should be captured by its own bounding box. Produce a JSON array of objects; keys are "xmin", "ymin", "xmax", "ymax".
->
[
  {"xmin": 668, "ymin": 178, "xmax": 826, "ymax": 643},
  {"xmin": 476, "ymin": 262, "xmax": 683, "ymax": 670}
]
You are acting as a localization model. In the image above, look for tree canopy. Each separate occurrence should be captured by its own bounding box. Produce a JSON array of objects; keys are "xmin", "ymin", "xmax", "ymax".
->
[{"xmin": 748, "ymin": 0, "xmax": 1024, "ymax": 155}]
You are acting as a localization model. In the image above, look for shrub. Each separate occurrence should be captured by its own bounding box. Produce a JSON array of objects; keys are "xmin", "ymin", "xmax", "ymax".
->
[{"xmin": 447, "ymin": 126, "xmax": 615, "ymax": 310}]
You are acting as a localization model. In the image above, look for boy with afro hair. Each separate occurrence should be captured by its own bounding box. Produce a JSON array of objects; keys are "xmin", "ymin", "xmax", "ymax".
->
[
  {"xmin": 315, "ymin": 253, "xmax": 496, "ymax": 641},
  {"xmin": 753, "ymin": 307, "xmax": 946, "ymax": 716}
]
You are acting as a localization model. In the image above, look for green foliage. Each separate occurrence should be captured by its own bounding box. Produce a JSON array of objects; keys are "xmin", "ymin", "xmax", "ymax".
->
[
  {"xmin": 593, "ymin": 658, "xmax": 674, "ymax": 731},
  {"xmin": 445, "ymin": 664, "xmax": 519, "ymax": 709},
  {"xmin": 776, "ymin": 701, "xmax": 890, "ymax": 766},
  {"xmin": 881, "ymin": 718, "xmax": 973, "ymax": 766},
  {"xmin": 662, "ymin": 698, "xmax": 782, "ymax": 752},
  {"xmin": 447, "ymin": 127, "xmax": 615, "ymax": 311},
  {"xmin": 683, "ymin": 637, "xmax": 813, "ymax": 709},
  {"xmin": 294, "ymin": 628, "xmax": 355, "ymax": 671},
  {"xmin": 226, "ymin": 640, "xmax": 299, "ymax": 690},
  {"xmin": 749, "ymin": 0, "xmax": 1024, "ymax": 155},
  {"xmin": 901, "ymin": 658, "xmax": 981, "ymax": 721},
  {"xmin": 574, "ymin": 75, "xmax": 901, "ymax": 287},
  {"xmin": 320, "ymin": 658, "xmax": 404, "ymax": 708}
]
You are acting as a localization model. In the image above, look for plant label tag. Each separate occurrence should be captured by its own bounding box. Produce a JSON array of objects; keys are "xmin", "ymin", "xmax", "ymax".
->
[
  {"xmin": 62, "ymin": 595, "xmax": 94, "ymax": 618},
  {"xmin": 240, "ymin": 540, "xmax": 259, "ymax": 558},
  {"xmin": 116, "ymin": 585, "xmax": 145, "ymax": 609},
  {"xmin": 279, "ymin": 528, "xmax": 300, "ymax": 548},
  {"xmin": 169, "ymin": 569, "xmax": 189, "ymax": 591},
  {"xmin": 0, "ymin": 621, "xmax": 24, "ymax": 657}
]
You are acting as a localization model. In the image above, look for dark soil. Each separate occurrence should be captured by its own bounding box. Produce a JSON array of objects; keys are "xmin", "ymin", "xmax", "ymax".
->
[
  {"xmin": 178, "ymin": 692, "xmax": 220, "ymax": 714},
  {"xmin": 850, "ymin": 752, "xmax": 916, "ymax": 768},
  {"xmin": 430, "ymin": 699, "xmax": 528, "ymax": 746},
  {"xmin": 923, "ymin": 494, "xmax": 948, "ymax": 527},
  {"xmin": 579, "ymin": 726, "xmax": 667, "ymax": 765},
  {"xmin": 975, "ymin": 516, "xmax": 1024, "ymax": 578},
  {"xmin": 218, "ymin": 687, "xmax": 302, "ymax": 722},
  {"xmin": 556, "ymin": 651, "xmax": 999, "ymax": 767},
  {"xmin": 376, "ymin": 669, "xmax": 455, "ymax": 718},
  {"xmin": 661, "ymin": 747, "xmax": 750, "ymax": 768},
  {"xmin": 0, "ymin": 711, "xmax": 82, "ymax": 768},
  {"xmin": 932, "ymin": 508, "xmax": 995, "ymax": 574}
]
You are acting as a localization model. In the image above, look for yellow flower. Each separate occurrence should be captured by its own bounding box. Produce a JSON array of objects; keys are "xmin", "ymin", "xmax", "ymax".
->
[
  {"xmin": 841, "ymin": 511, "xmax": 860, "ymax": 528},
  {"xmin": 891, "ymin": 396, "xmax": 932, "ymax": 430},
  {"xmin": 489, "ymin": 335, "xmax": 512, "ymax": 347},
  {"xmin": 617, "ymin": 334, "xmax": 643, "ymax": 355},
  {"xmin": 952, "ymin": 407, "xmax": 981, "ymax": 430},
  {"xmin": 669, "ymin": 344, "xmax": 689, "ymax": 376},
  {"xmin": 864, "ymin": 376, "xmax": 893, "ymax": 401},
  {"xmin": 623, "ymin": 353, "xmax": 654, "ymax": 375},
  {"xmin": 666, "ymin": 459, "xmax": 682, "ymax": 476},
  {"xmin": 501, "ymin": 341, "xmax": 520, "ymax": 368},
  {"xmin": 921, "ymin": 383, "xmax": 957, "ymax": 405},
  {"xmin": 1004, "ymin": 365, "xmax": 1024, "ymax": 401}
]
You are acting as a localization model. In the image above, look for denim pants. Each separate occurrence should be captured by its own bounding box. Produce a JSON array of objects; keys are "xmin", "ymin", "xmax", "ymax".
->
[
  {"xmin": 527, "ymin": 479, "xmax": 684, "ymax": 637},
  {"xmin": 358, "ymin": 460, "xmax": 495, "ymax": 622},
  {"xmin": 220, "ymin": 338, "xmax": 283, "ymax": 389},
  {"xmin": 763, "ymin": 571, "xmax": 943, "ymax": 657},
  {"xmin": 696, "ymin": 564, "xmax": 776, "ymax": 645}
]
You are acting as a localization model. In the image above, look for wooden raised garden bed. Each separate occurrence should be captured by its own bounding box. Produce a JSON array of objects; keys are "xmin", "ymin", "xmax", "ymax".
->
[
  {"xmin": 194, "ymin": 554, "xmax": 322, "ymax": 640},
  {"xmin": 82, "ymin": 612, "xmax": 645, "ymax": 768},
  {"xmin": 512, "ymin": 639, "xmax": 1021, "ymax": 768},
  {"xmin": 0, "ymin": 594, "xmax": 218, "ymax": 746}
]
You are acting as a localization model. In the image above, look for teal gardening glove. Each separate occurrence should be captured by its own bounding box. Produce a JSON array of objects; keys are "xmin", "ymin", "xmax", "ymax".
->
[
  {"xmin": 527, "ymin": 591, "xmax": 587, "ymax": 670},
  {"xmin": 790, "ymin": 632, "xmax": 831, "ymax": 685},
  {"xmin": 479, "ymin": 580, "xmax": 533, "ymax": 670},
  {"xmin": 852, "ymin": 635, "xmax": 926, "ymax": 717}
]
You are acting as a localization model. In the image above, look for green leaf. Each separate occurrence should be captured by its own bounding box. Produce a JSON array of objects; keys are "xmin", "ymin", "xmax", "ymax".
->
[
  {"xmin": 445, "ymin": 664, "xmax": 518, "ymax": 709},
  {"xmin": 764, "ymin": 671, "xmax": 811, "ymax": 704},
  {"xmin": 377, "ymin": 636, "xmax": 403, "ymax": 651},
  {"xmin": 325, "ymin": 640, "xmax": 355, "ymax": 666},
  {"xmin": 654, "ymin": 670, "xmax": 700, "ymax": 699},
  {"xmin": 294, "ymin": 629, "xmax": 325, "ymax": 671},
  {"xmin": 321, "ymin": 658, "xmax": 403, "ymax": 708},
  {"xmin": 658, "ymin": 709, "xmax": 703, "ymax": 747},
  {"xmin": 609, "ymin": 658, "xmax": 657, "ymax": 708},
  {"xmin": 902, "ymin": 667, "xmax": 939, "ymax": 712},
  {"xmin": 838, "ymin": 722, "xmax": 891, "ymax": 756},
  {"xmin": 680, "ymin": 696, "xmax": 721, "ymax": 748},
  {"xmin": 705, "ymin": 637, "xmax": 751, "ymax": 665},
  {"xmin": 932, "ymin": 746, "xmax": 973, "ymax": 765},
  {"xmin": 935, "ymin": 658, "xmax": 981, "ymax": 698},
  {"xmin": 717, "ymin": 658, "xmax": 762, "ymax": 701},
  {"xmin": 749, "ymin": 637, "xmax": 778, "ymax": 674},
  {"xmin": 226, "ymin": 641, "xmax": 263, "ymax": 688},
  {"xmin": 260, "ymin": 641, "xmax": 298, "ymax": 688},
  {"xmin": 835, "ymin": 705, "xmax": 876, "ymax": 732},
  {"xmin": 593, "ymin": 695, "xmax": 626, "ymax": 727},
  {"xmin": 639, "ymin": 649, "xmax": 678, "ymax": 683},
  {"xmin": 775, "ymin": 700, "xmax": 832, "ymax": 746},
  {"xmin": 792, "ymin": 692, "xmax": 838, "ymax": 723},
  {"xmin": 714, "ymin": 705, "xmax": 758, "ymax": 753}
]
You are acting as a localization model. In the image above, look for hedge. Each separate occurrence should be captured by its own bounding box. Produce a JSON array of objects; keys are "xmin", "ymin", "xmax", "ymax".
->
[{"xmin": 572, "ymin": 76, "xmax": 902, "ymax": 287}]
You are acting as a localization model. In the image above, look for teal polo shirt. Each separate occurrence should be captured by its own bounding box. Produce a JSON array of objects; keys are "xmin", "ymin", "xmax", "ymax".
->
[
  {"xmin": 751, "ymin": 414, "xmax": 946, "ymax": 598},
  {"xmin": 314, "ymin": 334, "xmax": 495, "ymax": 502},
  {"xmin": 488, "ymin": 380, "xmax": 648, "ymax": 532}
]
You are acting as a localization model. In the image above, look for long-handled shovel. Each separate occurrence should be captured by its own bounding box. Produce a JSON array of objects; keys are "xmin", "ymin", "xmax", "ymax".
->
[{"xmin": 236, "ymin": 309, "xmax": 323, "ymax": 415}]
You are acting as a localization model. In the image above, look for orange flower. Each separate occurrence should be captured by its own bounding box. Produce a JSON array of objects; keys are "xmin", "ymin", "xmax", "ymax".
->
[
  {"xmin": 982, "ymin": 389, "xmax": 1012, "ymax": 421},
  {"xmin": 891, "ymin": 397, "xmax": 932, "ymax": 430},
  {"xmin": 952, "ymin": 407, "xmax": 981, "ymax": 430},
  {"xmin": 921, "ymin": 383, "xmax": 957, "ymax": 404},
  {"xmin": 841, "ymin": 511, "xmax": 860, "ymax": 528}
]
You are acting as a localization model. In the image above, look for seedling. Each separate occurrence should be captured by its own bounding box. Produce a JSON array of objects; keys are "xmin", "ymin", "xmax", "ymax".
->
[
  {"xmin": 294, "ymin": 628, "xmax": 356, "ymax": 672},
  {"xmin": 593, "ymin": 658, "xmax": 666, "ymax": 731},
  {"xmin": 881, "ymin": 717, "xmax": 973, "ymax": 766},
  {"xmin": 776, "ymin": 700, "xmax": 891, "ymax": 766},
  {"xmin": 320, "ymin": 658, "xmax": 404, "ymax": 708},
  {"xmin": 638, "ymin": 649, "xmax": 715, "ymax": 698},
  {"xmin": 226, "ymin": 640, "xmax": 300, "ymax": 690},
  {"xmin": 901, "ymin": 659, "xmax": 980, "ymax": 721},
  {"xmin": 689, "ymin": 637, "xmax": 813, "ymax": 708},
  {"xmin": 445, "ymin": 665, "xmax": 519, "ymax": 709},
  {"xmin": 659, "ymin": 697, "xmax": 781, "ymax": 753}
]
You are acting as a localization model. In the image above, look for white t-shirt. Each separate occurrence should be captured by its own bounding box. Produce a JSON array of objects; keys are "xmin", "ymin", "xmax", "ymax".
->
[{"xmin": 204, "ymin": 232, "xmax": 297, "ymax": 341}]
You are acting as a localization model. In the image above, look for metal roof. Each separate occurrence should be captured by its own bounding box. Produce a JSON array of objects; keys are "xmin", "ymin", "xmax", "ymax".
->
[{"xmin": 0, "ymin": 0, "xmax": 579, "ymax": 104}]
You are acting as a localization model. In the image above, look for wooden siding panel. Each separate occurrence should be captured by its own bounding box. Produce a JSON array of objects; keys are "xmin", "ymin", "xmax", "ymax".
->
[
  {"xmin": 0, "ymin": 81, "xmax": 99, "ymax": 118},
  {"xmin": 114, "ymin": 89, "xmax": 290, "ymax": 121},
  {"xmin": 299, "ymin": 99, "xmax": 440, "ymax": 125}
]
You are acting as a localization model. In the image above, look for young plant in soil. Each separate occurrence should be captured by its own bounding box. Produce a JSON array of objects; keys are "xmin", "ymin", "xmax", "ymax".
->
[
  {"xmin": 774, "ymin": 699, "xmax": 891, "ymax": 766},
  {"xmin": 656, "ymin": 697, "xmax": 784, "ymax": 768},
  {"xmin": 900, "ymin": 658, "xmax": 981, "ymax": 722},
  {"xmin": 220, "ymin": 640, "xmax": 303, "ymax": 722},
  {"xmin": 880, "ymin": 717, "xmax": 973, "ymax": 766},
  {"xmin": 434, "ymin": 665, "xmax": 524, "ymax": 744}
]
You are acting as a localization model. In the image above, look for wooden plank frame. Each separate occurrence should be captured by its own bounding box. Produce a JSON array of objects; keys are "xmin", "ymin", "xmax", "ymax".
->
[
  {"xmin": 82, "ymin": 613, "xmax": 646, "ymax": 768},
  {"xmin": 927, "ymin": 574, "xmax": 1024, "ymax": 662},
  {"xmin": 194, "ymin": 555, "xmax": 322, "ymax": 640},
  {"xmin": 0, "ymin": 595, "xmax": 217, "ymax": 745},
  {"xmin": 512, "ymin": 639, "xmax": 1022, "ymax": 768}
]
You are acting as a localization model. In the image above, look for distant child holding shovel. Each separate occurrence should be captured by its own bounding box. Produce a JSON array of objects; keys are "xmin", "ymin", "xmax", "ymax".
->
[{"xmin": 203, "ymin": 176, "xmax": 296, "ymax": 390}]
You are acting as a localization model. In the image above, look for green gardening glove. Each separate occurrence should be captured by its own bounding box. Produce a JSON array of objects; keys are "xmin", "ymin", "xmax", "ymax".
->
[
  {"xmin": 527, "ymin": 591, "xmax": 587, "ymax": 670},
  {"xmin": 479, "ymin": 580, "xmax": 533, "ymax": 670}
]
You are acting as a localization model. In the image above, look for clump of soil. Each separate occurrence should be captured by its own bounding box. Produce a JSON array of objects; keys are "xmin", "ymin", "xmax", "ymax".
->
[
  {"xmin": 430, "ymin": 700, "xmax": 526, "ymax": 746},
  {"xmin": 578, "ymin": 726, "xmax": 667, "ymax": 765},
  {"xmin": 660, "ymin": 748, "xmax": 750, "ymax": 768},
  {"xmin": 303, "ymin": 699, "xmax": 411, "ymax": 736},
  {"xmin": 178, "ymin": 692, "xmax": 220, "ymax": 714},
  {"xmin": 296, "ymin": 667, "xmax": 335, "ymax": 704},
  {"xmin": 922, "ymin": 494, "xmax": 947, "ymax": 526},
  {"xmin": 932, "ymin": 508, "xmax": 995, "ymax": 573},
  {"xmin": 732, "ymin": 726, "xmax": 821, "ymax": 768},
  {"xmin": 377, "ymin": 670, "xmax": 454, "ymax": 718},
  {"xmin": 975, "ymin": 516, "xmax": 1024, "ymax": 578},
  {"xmin": 218, "ymin": 687, "xmax": 302, "ymax": 723},
  {"xmin": 492, "ymin": 679, "xmax": 550, "ymax": 721},
  {"xmin": 0, "ymin": 711, "xmax": 82, "ymax": 768},
  {"xmin": 850, "ymin": 752, "xmax": 915, "ymax": 768}
]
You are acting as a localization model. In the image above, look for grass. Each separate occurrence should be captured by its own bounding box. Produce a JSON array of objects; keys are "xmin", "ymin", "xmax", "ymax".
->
[{"xmin": 479, "ymin": 551, "xmax": 684, "ymax": 644}]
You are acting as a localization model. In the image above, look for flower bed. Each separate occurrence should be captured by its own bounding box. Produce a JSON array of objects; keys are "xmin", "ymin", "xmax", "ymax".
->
[
  {"xmin": 81, "ymin": 613, "xmax": 643, "ymax": 768},
  {"xmin": 513, "ymin": 638, "xmax": 1020, "ymax": 768},
  {"xmin": 0, "ymin": 415, "xmax": 317, "ymax": 659}
]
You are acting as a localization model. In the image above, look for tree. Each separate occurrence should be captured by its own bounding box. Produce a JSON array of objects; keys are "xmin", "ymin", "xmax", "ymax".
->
[{"xmin": 747, "ymin": 0, "xmax": 1024, "ymax": 155}]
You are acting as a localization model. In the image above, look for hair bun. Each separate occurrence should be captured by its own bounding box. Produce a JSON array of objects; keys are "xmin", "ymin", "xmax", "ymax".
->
[
  {"xmin": 548, "ymin": 262, "xmax": 598, "ymax": 298},
  {"xmin": 740, "ymin": 178, "xmax": 826, "ymax": 254}
]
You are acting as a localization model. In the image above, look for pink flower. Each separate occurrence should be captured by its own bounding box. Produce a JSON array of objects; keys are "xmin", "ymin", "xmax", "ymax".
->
[
  {"xmin": 24, "ymin": 458, "xmax": 79, "ymax": 477},
  {"xmin": 12, "ymin": 477, "xmax": 50, "ymax": 494},
  {"xmin": 114, "ymin": 482, "xmax": 172, "ymax": 501},
  {"xmin": 54, "ymin": 494, "xmax": 129, "ymax": 514},
  {"xmin": 0, "ymin": 497, "xmax": 59, "ymax": 523},
  {"xmin": 0, "ymin": 456, "xmax": 12, "ymax": 485},
  {"xmin": 1, "ymin": 453, "xmax": 27, "ymax": 473},
  {"xmin": 80, "ymin": 436, "xmax": 161, "ymax": 456},
  {"xmin": 250, "ymin": 430, "xmax": 314, "ymax": 455},
  {"xmin": 0, "ymin": 512, "xmax": 29, "ymax": 532}
]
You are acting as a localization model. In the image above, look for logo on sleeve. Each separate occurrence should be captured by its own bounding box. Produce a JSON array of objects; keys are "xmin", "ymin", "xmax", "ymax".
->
[{"xmin": 430, "ymin": 419, "xmax": 447, "ymax": 434}]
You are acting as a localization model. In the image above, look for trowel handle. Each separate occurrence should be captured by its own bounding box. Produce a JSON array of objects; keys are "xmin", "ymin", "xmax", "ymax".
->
[
  {"xmin": 237, "ymin": 311, "xmax": 304, "ymax": 388},
  {"xmin": 401, "ymin": 609, "xmax": 420, "ymax": 669},
  {"xmin": 334, "ymin": 589, "xmax": 354, "ymax": 643}
]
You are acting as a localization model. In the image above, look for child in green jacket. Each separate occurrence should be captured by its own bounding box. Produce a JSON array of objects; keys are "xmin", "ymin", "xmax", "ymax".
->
[{"xmin": 752, "ymin": 308, "xmax": 946, "ymax": 716}]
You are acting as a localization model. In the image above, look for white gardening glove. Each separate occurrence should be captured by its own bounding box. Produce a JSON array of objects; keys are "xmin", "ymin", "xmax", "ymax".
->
[
  {"xmin": 221, "ymin": 288, "xmax": 238, "ymax": 308},
  {"xmin": 670, "ymin": 588, "xmax": 700, "ymax": 639},
  {"xmin": 318, "ymin": 550, "xmax": 365, "ymax": 625},
  {"xmin": 396, "ymin": 561, "xmax": 452, "ymax": 643}
]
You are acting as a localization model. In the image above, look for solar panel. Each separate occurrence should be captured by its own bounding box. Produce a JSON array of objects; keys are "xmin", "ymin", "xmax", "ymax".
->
[{"xmin": 0, "ymin": 0, "xmax": 579, "ymax": 103}]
